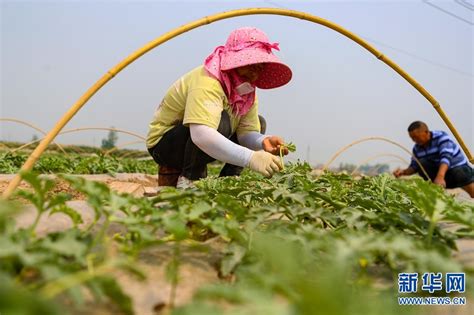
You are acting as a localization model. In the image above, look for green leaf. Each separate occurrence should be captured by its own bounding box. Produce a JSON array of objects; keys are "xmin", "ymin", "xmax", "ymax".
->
[
  {"xmin": 93, "ymin": 276, "xmax": 134, "ymax": 315},
  {"xmin": 0, "ymin": 199, "xmax": 21, "ymax": 234},
  {"xmin": 20, "ymin": 172, "xmax": 54, "ymax": 195},
  {"xmin": 220, "ymin": 242, "xmax": 247, "ymax": 276},
  {"xmin": 284, "ymin": 142, "xmax": 296, "ymax": 152},
  {"xmin": 187, "ymin": 201, "xmax": 213, "ymax": 220},
  {"xmin": 50, "ymin": 204, "xmax": 83, "ymax": 226},
  {"xmin": 163, "ymin": 213, "xmax": 188, "ymax": 241},
  {"xmin": 46, "ymin": 193, "xmax": 72, "ymax": 210},
  {"xmin": 0, "ymin": 274, "xmax": 63, "ymax": 315},
  {"xmin": 39, "ymin": 230, "xmax": 87, "ymax": 260}
]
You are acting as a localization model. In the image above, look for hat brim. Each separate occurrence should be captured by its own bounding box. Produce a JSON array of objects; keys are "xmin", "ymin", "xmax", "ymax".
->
[{"xmin": 220, "ymin": 48, "xmax": 292, "ymax": 89}]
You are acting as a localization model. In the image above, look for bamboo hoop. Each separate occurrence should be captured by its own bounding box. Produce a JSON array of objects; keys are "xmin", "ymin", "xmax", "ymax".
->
[
  {"xmin": 8, "ymin": 141, "xmax": 38, "ymax": 153},
  {"xmin": 0, "ymin": 118, "xmax": 68, "ymax": 155},
  {"xmin": 351, "ymin": 153, "xmax": 409, "ymax": 176},
  {"xmin": 3, "ymin": 7, "xmax": 471, "ymax": 198},
  {"xmin": 10, "ymin": 127, "xmax": 145, "ymax": 154},
  {"xmin": 322, "ymin": 136, "xmax": 430, "ymax": 179}
]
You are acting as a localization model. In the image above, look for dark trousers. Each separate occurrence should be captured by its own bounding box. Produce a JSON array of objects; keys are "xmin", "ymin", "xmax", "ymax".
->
[
  {"xmin": 417, "ymin": 158, "xmax": 440, "ymax": 182},
  {"xmin": 416, "ymin": 158, "xmax": 474, "ymax": 189},
  {"xmin": 148, "ymin": 111, "xmax": 266, "ymax": 180}
]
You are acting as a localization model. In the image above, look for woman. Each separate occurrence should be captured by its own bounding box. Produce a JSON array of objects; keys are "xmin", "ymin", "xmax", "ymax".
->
[{"xmin": 147, "ymin": 27, "xmax": 292, "ymax": 188}]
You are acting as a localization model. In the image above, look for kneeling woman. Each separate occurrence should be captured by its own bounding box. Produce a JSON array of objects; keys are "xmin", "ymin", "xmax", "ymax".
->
[{"xmin": 147, "ymin": 27, "xmax": 292, "ymax": 188}]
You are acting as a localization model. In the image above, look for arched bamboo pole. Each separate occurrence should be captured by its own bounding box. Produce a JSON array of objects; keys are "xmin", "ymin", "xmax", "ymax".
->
[
  {"xmin": 351, "ymin": 153, "xmax": 409, "ymax": 176},
  {"xmin": 8, "ymin": 141, "xmax": 38, "ymax": 153},
  {"xmin": 104, "ymin": 140, "xmax": 145, "ymax": 156},
  {"xmin": 10, "ymin": 127, "xmax": 145, "ymax": 154},
  {"xmin": 322, "ymin": 136, "xmax": 430, "ymax": 179},
  {"xmin": 3, "ymin": 7, "xmax": 471, "ymax": 198},
  {"xmin": 0, "ymin": 118, "xmax": 68, "ymax": 155}
]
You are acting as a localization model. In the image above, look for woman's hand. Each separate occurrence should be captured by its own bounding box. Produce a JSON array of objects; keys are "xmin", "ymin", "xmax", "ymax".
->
[
  {"xmin": 248, "ymin": 150, "xmax": 283, "ymax": 177},
  {"xmin": 262, "ymin": 136, "xmax": 288, "ymax": 156}
]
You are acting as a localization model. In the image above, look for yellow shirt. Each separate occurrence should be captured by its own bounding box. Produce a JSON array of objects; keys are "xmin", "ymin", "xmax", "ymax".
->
[{"xmin": 146, "ymin": 66, "xmax": 260, "ymax": 148}]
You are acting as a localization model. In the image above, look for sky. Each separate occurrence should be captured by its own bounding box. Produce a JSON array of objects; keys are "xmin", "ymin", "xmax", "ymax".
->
[{"xmin": 1, "ymin": 0, "xmax": 473, "ymax": 168}]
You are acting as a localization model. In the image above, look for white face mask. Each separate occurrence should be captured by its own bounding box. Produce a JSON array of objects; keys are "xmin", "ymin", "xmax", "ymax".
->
[{"xmin": 235, "ymin": 82, "xmax": 255, "ymax": 96}]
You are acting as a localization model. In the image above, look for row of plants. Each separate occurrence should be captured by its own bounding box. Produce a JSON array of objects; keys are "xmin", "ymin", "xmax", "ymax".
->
[
  {"xmin": 0, "ymin": 141, "xmax": 150, "ymax": 158},
  {"xmin": 0, "ymin": 152, "xmax": 157, "ymax": 175},
  {"xmin": 0, "ymin": 163, "xmax": 473, "ymax": 314}
]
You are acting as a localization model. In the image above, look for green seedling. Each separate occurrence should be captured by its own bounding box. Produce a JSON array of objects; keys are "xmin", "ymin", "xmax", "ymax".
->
[{"xmin": 280, "ymin": 142, "xmax": 296, "ymax": 169}]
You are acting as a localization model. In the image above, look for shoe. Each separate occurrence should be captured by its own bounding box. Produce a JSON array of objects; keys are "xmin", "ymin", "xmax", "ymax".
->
[
  {"xmin": 176, "ymin": 176, "xmax": 195, "ymax": 189},
  {"xmin": 158, "ymin": 165, "xmax": 181, "ymax": 187}
]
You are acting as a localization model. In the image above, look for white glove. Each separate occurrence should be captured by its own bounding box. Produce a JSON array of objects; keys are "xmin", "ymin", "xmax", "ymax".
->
[{"xmin": 248, "ymin": 150, "xmax": 283, "ymax": 177}]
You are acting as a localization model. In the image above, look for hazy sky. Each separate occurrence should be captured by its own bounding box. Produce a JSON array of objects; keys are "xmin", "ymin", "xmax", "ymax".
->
[{"xmin": 1, "ymin": 0, "xmax": 473, "ymax": 167}]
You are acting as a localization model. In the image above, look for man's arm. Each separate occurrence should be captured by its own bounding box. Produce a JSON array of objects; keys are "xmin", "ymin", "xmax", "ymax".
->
[
  {"xmin": 393, "ymin": 167, "xmax": 416, "ymax": 178},
  {"xmin": 189, "ymin": 124, "xmax": 282, "ymax": 177},
  {"xmin": 433, "ymin": 163, "xmax": 448, "ymax": 187},
  {"xmin": 433, "ymin": 135, "xmax": 457, "ymax": 188}
]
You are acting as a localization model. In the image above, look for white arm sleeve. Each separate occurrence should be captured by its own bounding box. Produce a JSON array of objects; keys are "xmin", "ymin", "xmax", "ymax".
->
[
  {"xmin": 190, "ymin": 124, "xmax": 253, "ymax": 167},
  {"xmin": 237, "ymin": 131, "xmax": 269, "ymax": 151}
]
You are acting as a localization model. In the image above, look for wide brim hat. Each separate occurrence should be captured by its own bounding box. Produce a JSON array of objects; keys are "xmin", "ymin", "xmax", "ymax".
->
[{"xmin": 219, "ymin": 27, "xmax": 292, "ymax": 89}]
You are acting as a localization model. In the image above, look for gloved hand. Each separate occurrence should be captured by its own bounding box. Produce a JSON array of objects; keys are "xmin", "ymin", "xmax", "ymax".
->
[{"xmin": 248, "ymin": 150, "xmax": 283, "ymax": 177}]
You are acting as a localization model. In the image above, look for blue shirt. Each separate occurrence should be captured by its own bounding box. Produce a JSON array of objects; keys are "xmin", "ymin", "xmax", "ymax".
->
[{"xmin": 410, "ymin": 130, "xmax": 467, "ymax": 171}]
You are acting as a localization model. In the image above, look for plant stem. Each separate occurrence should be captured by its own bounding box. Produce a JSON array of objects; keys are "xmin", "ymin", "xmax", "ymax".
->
[
  {"xmin": 29, "ymin": 207, "xmax": 44, "ymax": 237},
  {"xmin": 168, "ymin": 242, "xmax": 181, "ymax": 308},
  {"xmin": 427, "ymin": 216, "xmax": 436, "ymax": 247},
  {"xmin": 89, "ymin": 217, "xmax": 110, "ymax": 252},
  {"xmin": 40, "ymin": 262, "xmax": 114, "ymax": 299},
  {"xmin": 280, "ymin": 146, "xmax": 285, "ymax": 170}
]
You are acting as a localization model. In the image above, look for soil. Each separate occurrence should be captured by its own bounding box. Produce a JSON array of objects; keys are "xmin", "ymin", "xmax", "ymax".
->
[{"xmin": 0, "ymin": 173, "xmax": 159, "ymax": 202}]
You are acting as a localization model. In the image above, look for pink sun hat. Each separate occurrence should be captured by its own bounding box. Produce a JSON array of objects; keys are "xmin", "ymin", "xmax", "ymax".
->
[{"xmin": 219, "ymin": 27, "xmax": 292, "ymax": 89}]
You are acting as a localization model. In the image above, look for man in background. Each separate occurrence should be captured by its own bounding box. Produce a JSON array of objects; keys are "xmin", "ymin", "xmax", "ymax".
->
[{"xmin": 393, "ymin": 121, "xmax": 474, "ymax": 198}]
